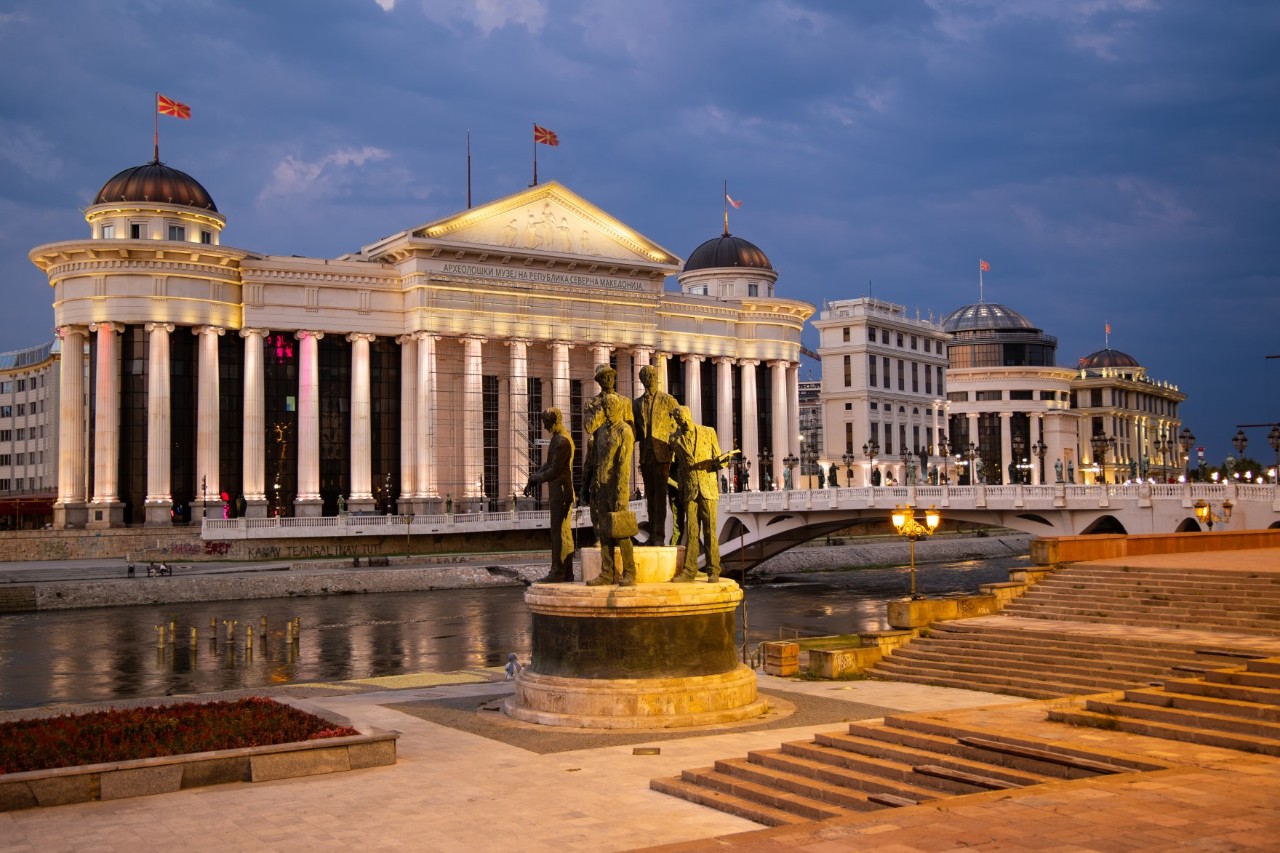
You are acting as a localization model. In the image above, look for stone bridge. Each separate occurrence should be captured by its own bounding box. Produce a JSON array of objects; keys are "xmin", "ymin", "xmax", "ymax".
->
[{"xmin": 203, "ymin": 483, "xmax": 1279, "ymax": 573}]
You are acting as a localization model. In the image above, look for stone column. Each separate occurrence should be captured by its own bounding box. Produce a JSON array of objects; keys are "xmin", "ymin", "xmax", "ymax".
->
[
  {"xmin": 770, "ymin": 360, "xmax": 789, "ymax": 488},
  {"xmin": 462, "ymin": 335, "xmax": 488, "ymax": 511},
  {"xmin": 55, "ymin": 326, "xmax": 87, "ymax": 528},
  {"xmin": 193, "ymin": 325, "xmax": 223, "ymax": 521},
  {"xmin": 347, "ymin": 333, "xmax": 377, "ymax": 512},
  {"xmin": 415, "ymin": 333, "xmax": 441, "ymax": 510},
  {"xmin": 144, "ymin": 322, "xmax": 174, "ymax": 525},
  {"xmin": 397, "ymin": 335, "xmax": 417, "ymax": 504},
  {"xmin": 788, "ymin": 363, "xmax": 801, "ymax": 461},
  {"xmin": 294, "ymin": 330, "xmax": 323, "ymax": 516},
  {"xmin": 683, "ymin": 355, "xmax": 704, "ymax": 423},
  {"xmin": 591, "ymin": 343, "xmax": 612, "ymax": 371},
  {"xmin": 1032, "ymin": 413, "xmax": 1045, "ymax": 485},
  {"xmin": 88, "ymin": 321, "xmax": 123, "ymax": 527},
  {"xmin": 632, "ymin": 346, "xmax": 653, "ymax": 397},
  {"xmin": 715, "ymin": 357, "xmax": 735, "ymax": 452},
  {"xmin": 740, "ymin": 360, "xmax": 759, "ymax": 489},
  {"xmin": 999, "ymin": 412, "xmax": 1013, "ymax": 485},
  {"xmin": 507, "ymin": 339, "xmax": 531, "ymax": 508},
  {"xmin": 967, "ymin": 413, "xmax": 980, "ymax": 483},
  {"xmin": 240, "ymin": 329, "xmax": 269, "ymax": 516},
  {"xmin": 551, "ymin": 341, "xmax": 572, "ymax": 416}
]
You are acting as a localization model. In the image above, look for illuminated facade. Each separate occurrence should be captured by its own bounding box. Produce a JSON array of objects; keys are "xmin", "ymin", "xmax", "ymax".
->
[
  {"xmin": 0, "ymin": 340, "xmax": 63, "ymax": 500},
  {"xmin": 31, "ymin": 163, "xmax": 811, "ymax": 527},
  {"xmin": 814, "ymin": 298, "xmax": 949, "ymax": 486}
]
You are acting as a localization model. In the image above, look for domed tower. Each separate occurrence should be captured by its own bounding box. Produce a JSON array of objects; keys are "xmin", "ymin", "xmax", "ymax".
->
[
  {"xmin": 941, "ymin": 302, "xmax": 1057, "ymax": 368},
  {"xmin": 85, "ymin": 159, "xmax": 225, "ymax": 244},
  {"xmin": 676, "ymin": 233, "xmax": 777, "ymax": 299}
]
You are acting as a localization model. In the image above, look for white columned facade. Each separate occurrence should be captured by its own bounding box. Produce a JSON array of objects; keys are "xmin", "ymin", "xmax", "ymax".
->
[
  {"xmin": 591, "ymin": 343, "xmax": 612, "ymax": 371},
  {"xmin": 507, "ymin": 338, "xmax": 530, "ymax": 506},
  {"xmin": 683, "ymin": 355, "xmax": 703, "ymax": 423},
  {"xmin": 397, "ymin": 335, "xmax": 417, "ymax": 503},
  {"xmin": 999, "ymin": 412, "xmax": 1013, "ymax": 485},
  {"xmin": 294, "ymin": 330, "xmax": 323, "ymax": 515},
  {"xmin": 55, "ymin": 326, "xmax": 87, "ymax": 527},
  {"xmin": 787, "ymin": 363, "xmax": 800, "ymax": 461},
  {"xmin": 240, "ymin": 329, "xmax": 268, "ymax": 515},
  {"xmin": 88, "ymin": 321, "xmax": 123, "ymax": 526},
  {"xmin": 770, "ymin": 360, "xmax": 789, "ymax": 488},
  {"xmin": 194, "ymin": 325, "xmax": 223, "ymax": 519},
  {"xmin": 632, "ymin": 346, "xmax": 653, "ymax": 392},
  {"xmin": 144, "ymin": 322, "xmax": 174, "ymax": 525},
  {"xmin": 716, "ymin": 357, "xmax": 734, "ymax": 451},
  {"xmin": 462, "ymin": 335, "xmax": 488, "ymax": 507},
  {"xmin": 740, "ymin": 359, "xmax": 759, "ymax": 489},
  {"xmin": 347, "ymin": 332, "xmax": 376, "ymax": 509},
  {"xmin": 415, "ymin": 332, "xmax": 440, "ymax": 508},
  {"xmin": 551, "ymin": 341, "xmax": 571, "ymax": 416}
]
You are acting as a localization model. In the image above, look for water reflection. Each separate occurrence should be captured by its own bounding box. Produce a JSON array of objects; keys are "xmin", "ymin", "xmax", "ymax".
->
[{"xmin": 0, "ymin": 556, "xmax": 1026, "ymax": 711}]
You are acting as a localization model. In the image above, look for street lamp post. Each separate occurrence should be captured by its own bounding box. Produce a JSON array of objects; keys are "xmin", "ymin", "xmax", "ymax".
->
[
  {"xmin": 1011, "ymin": 433, "xmax": 1026, "ymax": 485},
  {"xmin": 1090, "ymin": 434, "xmax": 1116, "ymax": 485},
  {"xmin": 1194, "ymin": 498, "xmax": 1234, "ymax": 531},
  {"xmin": 1269, "ymin": 425, "xmax": 1280, "ymax": 482},
  {"xmin": 863, "ymin": 439, "xmax": 880, "ymax": 487},
  {"xmin": 1179, "ymin": 427, "xmax": 1195, "ymax": 481},
  {"xmin": 841, "ymin": 451, "xmax": 855, "ymax": 487},
  {"xmin": 891, "ymin": 504, "xmax": 940, "ymax": 599},
  {"xmin": 937, "ymin": 434, "xmax": 950, "ymax": 484},
  {"xmin": 760, "ymin": 449, "xmax": 773, "ymax": 491},
  {"xmin": 1152, "ymin": 432, "xmax": 1171, "ymax": 480},
  {"xmin": 1233, "ymin": 429, "xmax": 1248, "ymax": 461},
  {"xmin": 783, "ymin": 453, "xmax": 798, "ymax": 489},
  {"xmin": 963, "ymin": 442, "xmax": 980, "ymax": 485},
  {"xmin": 899, "ymin": 448, "xmax": 910, "ymax": 485},
  {"xmin": 1031, "ymin": 439, "xmax": 1047, "ymax": 485}
]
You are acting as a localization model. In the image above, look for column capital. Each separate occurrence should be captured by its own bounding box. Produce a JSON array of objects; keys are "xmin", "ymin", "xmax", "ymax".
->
[
  {"xmin": 414, "ymin": 331, "xmax": 441, "ymax": 343},
  {"xmin": 57, "ymin": 324, "xmax": 89, "ymax": 339},
  {"xmin": 193, "ymin": 325, "xmax": 225, "ymax": 337},
  {"xmin": 239, "ymin": 327, "xmax": 271, "ymax": 339},
  {"xmin": 461, "ymin": 335, "xmax": 489, "ymax": 346},
  {"xmin": 395, "ymin": 334, "xmax": 416, "ymax": 345},
  {"xmin": 144, "ymin": 322, "xmax": 175, "ymax": 334},
  {"xmin": 632, "ymin": 345, "xmax": 653, "ymax": 360},
  {"xmin": 346, "ymin": 332, "xmax": 377, "ymax": 344},
  {"xmin": 998, "ymin": 411, "xmax": 1013, "ymax": 419},
  {"xmin": 295, "ymin": 330, "xmax": 325, "ymax": 341},
  {"xmin": 738, "ymin": 358, "xmax": 760, "ymax": 368},
  {"xmin": 681, "ymin": 354, "xmax": 705, "ymax": 365},
  {"xmin": 88, "ymin": 321, "xmax": 123, "ymax": 335},
  {"xmin": 714, "ymin": 355, "xmax": 736, "ymax": 367},
  {"xmin": 767, "ymin": 359, "xmax": 788, "ymax": 369},
  {"xmin": 504, "ymin": 337, "xmax": 532, "ymax": 348},
  {"xmin": 550, "ymin": 340, "xmax": 574, "ymax": 351}
]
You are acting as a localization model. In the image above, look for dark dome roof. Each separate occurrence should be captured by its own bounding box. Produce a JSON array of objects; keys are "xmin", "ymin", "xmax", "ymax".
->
[
  {"xmin": 684, "ymin": 234, "xmax": 772, "ymax": 272},
  {"xmin": 941, "ymin": 302, "xmax": 1035, "ymax": 333},
  {"xmin": 1079, "ymin": 348, "xmax": 1140, "ymax": 369},
  {"xmin": 94, "ymin": 161, "xmax": 217, "ymax": 211}
]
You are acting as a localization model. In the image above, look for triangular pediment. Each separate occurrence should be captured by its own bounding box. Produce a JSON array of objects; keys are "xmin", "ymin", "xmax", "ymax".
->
[{"xmin": 410, "ymin": 181, "xmax": 682, "ymax": 268}]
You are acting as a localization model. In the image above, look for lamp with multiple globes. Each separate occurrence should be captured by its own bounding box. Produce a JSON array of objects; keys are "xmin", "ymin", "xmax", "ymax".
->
[
  {"xmin": 1178, "ymin": 426, "xmax": 1196, "ymax": 480},
  {"xmin": 1011, "ymin": 433, "xmax": 1026, "ymax": 485},
  {"xmin": 841, "ymin": 451, "xmax": 855, "ymax": 485},
  {"xmin": 1193, "ymin": 498, "xmax": 1233, "ymax": 531},
  {"xmin": 1089, "ymin": 434, "xmax": 1116, "ymax": 485},
  {"xmin": 863, "ymin": 439, "xmax": 880, "ymax": 487},
  {"xmin": 1030, "ymin": 439, "xmax": 1047, "ymax": 484},
  {"xmin": 936, "ymin": 434, "xmax": 950, "ymax": 484},
  {"xmin": 783, "ymin": 452, "xmax": 798, "ymax": 489},
  {"xmin": 891, "ymin": 504, "xmax": 940, "ymax": 599}
]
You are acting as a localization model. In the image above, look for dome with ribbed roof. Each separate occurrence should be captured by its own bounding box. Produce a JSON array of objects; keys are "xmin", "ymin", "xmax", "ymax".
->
[
  {"xmin": 94, "ymin": 160, "xmax": 217, "ymax": 211},
  {"xmin": 683, "ymin": 234, "xmax": 772, "ymax": 272},
  {"xmin": 941, "ymin": 302, "xmax": 1034, "ymax": 333},
  {"xmin": 1079, "ymin": 348, "xmax": 1140, "ymax": 369}
]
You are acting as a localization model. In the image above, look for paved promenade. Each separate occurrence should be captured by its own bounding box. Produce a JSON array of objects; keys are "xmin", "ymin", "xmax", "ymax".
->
[{"xmin": 2, "ymin": 549, "xmax": 1279, "ymax": 851}]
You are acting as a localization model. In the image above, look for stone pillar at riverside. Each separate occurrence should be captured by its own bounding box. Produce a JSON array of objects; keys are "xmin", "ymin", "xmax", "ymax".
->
[{"xmin": 503, "ymin": 579, "xmax": 767, "ymax": 729}]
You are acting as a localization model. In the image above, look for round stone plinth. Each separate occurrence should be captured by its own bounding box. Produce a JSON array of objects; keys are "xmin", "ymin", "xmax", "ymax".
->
[
  {"xmin": 502, "ymin": 665, "xmax": 767, "ymax": 729},
  {"xmin": 526, "ymin": 580, "xmax": 742, "ymax": 679}
]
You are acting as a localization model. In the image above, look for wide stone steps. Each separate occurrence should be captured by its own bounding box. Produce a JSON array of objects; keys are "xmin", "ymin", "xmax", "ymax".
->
[
  {"xmin": 867, "ymin": 665, "xmax": 1070, "ymax": 699},
  {"xmin": 652, "ymin": 715, "xmax": 1142, "ymax": 825},
  {"xmin": 878, "ymin": 649, "xmax": 1153, "ymax": 693},
  {"xmin": 1050, "ymin": 657, "xmax": 1280, "ymax": 756},
  {"xmin": 910, "ymin": 633, "xmax": 1233, "ymax": 672},
  {"xmin": 888, "ymin": 642, "xmax": 1174, "ymax": 680},
  {"xmin": 999, "ymin": 602, "xmax": 1277, "ymax": 633}
]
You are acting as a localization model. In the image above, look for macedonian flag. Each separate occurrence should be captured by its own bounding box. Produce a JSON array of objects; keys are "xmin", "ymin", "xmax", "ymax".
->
[
  {"xmin": 533, "ymin": 124, "xmax": 559, "ymax": 146},
  {"xmin": 157, "ymin": 93, "xmax": 191, "ymax": 120}
]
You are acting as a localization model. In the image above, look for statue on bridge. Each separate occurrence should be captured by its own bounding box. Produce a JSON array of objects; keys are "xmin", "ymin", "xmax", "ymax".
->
[
  {"xmin": 632, "ymin": 364, "xmax": 679, "ymax": 546},
  {"xmin": 817, "ymin": 465, "xmax": 825, "ymax": 489},
  {"xmin": 525, "ymin": 408, "xmax": 576, "ymax": 583},
  {"xmin": 1067, "ymin": 460, "xmax": 1075, "ymax": 483},
  {"xmin": 906, "ymin": 456, "xmax": 917, "ymax": 485},
  {"xmin": 828, "ymin": 464, "xmax": 839, "ymax": 487}
]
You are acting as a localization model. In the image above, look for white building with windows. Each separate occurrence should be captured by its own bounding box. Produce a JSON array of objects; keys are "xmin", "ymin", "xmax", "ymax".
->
[
  {"xmin": 0, "ymin": 340, "xmax": 63, "ymax": 513},
  {"xmin": 30, "ymin": 159, "xmax": 812, "ymax": 528},
  {"xmin": 813, "ymin": 297, "xmax": 949, "ymax": 486}
]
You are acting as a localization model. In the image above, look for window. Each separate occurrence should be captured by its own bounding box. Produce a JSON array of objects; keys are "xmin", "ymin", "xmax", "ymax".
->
[
  {"xmin": 1010, "ymin": 390, "xmax": 1034, "ymax": 400},
  {"xmin": 1090, "ymin": 389, "xmax": 1103, "ymax": 407},
  {"xmin": 925, "ymin": 364, "xmax": 932, "ymax": 395},
  {"xmin": 16, "ymin": 404, "xmax": 24, "ymax": 416},
  {"xmin": 14, "ymin": 453, "xmax": 22, "ymax": 465},
  {"xmin": 897, "ymin": 333, "xmax": 904, "ymax": 347},
  {"xmin": 168, "ymin": 224, "xmax": 186, "ymax": 241},
  {"xmin": 870, "ymin": 402, "xmax": 878, "ymax": 410},
  {"xmin": 201, "ymin": 230, "xmax": 212, "ymax": 244},
  {"xmin": 0, "ymin": 480, "xmax": 8, "ymax": 491},
  {"xmin": 947, "ymin": 391, "xmax": 969, "ymax": 402},
  {"xmin": 936, "ymin": 366, "xmax": 943, "ymax": 394},
  {"xmin": 0, "ymin": 406, "xmax": 10, "ymax": 418},
  {"xmin": 882, "ymin": 357, "xmax": 890, "ymax": 389},
  {"xmin": 910, "ymin": 335, "xmax": 918, "ymax": 350},
  {"xmin": 843, "ymin": 355, "xmax": 851, "ymax": 387},
  {"xmin": 897, "ymin": 359, "xmax": 905, "ymax": 391},
  {"xmin": 844, "ymin": 402, "xmax": 852, "ymax": 410},
  {"xmin": 747, "ymin": 283, "xmax": 758, "ymax": 297},
  {"xmin": 0, "ymin": 382, "xmax": 10, "ymax": 394},
  {"xmin": 14, "ymin": 428, "xmax": 23, "ymax": 440},
  {"xmin": 842, "ymin": 327, "xmax": 850, "ymax": 342},
  {"xmin": 1039, "ymin": 390, "xmax": 1055, "ymax": 400},
  {"xmin": 867, "ymin": 326, "xmax": 876, "ymax": 342},
  {"xmin": 101, "ymin": 224, "xmax": 115, "ymax": 239},
  {"xmin": 130, "ymin": 223, "xmax": 143, "ymax": 239},
  {"xmin": 881, "ymin": 330, "xmax": 889, "ymax": 344},
  {"xmin": 0, "ymin": 430, "xmax": 8, "ymax": 441},
  {"xmin": 975, "ymin": 390, "xmax": 1003, "ymax": 401},
  {"xmin": 0, "ymin": 455, "xmax": 9, "ymax": 465},
  {"xmin": 868, "ymin": 355, "xmax": 877, "ymax": 386},
  {"xmin": 911, "ymin": 363, "xmax": 919, "ymax": 393},
  {"xmin": 16, "ymin": 379, "xmax": 24, "ymax": 392}
]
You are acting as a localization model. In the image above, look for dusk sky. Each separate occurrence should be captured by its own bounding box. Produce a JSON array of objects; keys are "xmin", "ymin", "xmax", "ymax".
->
[{"xmin": 1, "ymin": 1, "xmax": 1277, "ymax": 465}]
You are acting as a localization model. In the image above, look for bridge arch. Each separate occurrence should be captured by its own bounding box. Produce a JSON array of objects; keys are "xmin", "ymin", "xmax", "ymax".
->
[{"xmin": 1080, "ymin": 515, "xmax": 1127, "ymax": 535}]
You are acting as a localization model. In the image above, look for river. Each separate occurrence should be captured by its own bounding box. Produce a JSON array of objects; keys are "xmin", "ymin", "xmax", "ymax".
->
[{"xmin": 0, "ymin": 555, "xmax": 1026, "ymax": 711}]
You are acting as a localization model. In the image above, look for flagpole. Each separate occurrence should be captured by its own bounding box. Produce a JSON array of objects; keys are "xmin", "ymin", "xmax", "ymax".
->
[
  {"xmin": 466, "ymin": 130, "xmax": 472, "ymax": 209},
  {"xmin": 532, "ymin": 123, "xmax": 538, "ymax": 187},
  {"xmin": 153, "ymin": 92, "xmax": 159, "ymax": 163},
  {"xmin": 723, "ymin": 180, "xmax": 729, "ymax": 236},
  {"xmin": 979, "ymin": 261, "xmax": 984, "ymax": 304}
]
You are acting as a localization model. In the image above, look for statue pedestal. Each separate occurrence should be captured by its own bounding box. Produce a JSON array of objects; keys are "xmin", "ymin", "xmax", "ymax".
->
[
  {"xmin": 580, "ymin": 545, "xmax": 685, "ymax": 583},
  {"xmin": 503, "ymin": 580, "xmax": 766, "ymax": 729}
]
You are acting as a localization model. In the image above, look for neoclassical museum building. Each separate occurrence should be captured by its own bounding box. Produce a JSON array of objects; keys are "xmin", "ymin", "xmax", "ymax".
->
[{"xmin": 31, "ymin": 160, "xmax": 811, "ymax": 527}]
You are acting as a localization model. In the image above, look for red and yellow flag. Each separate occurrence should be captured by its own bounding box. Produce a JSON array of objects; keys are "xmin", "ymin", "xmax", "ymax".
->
[
  {"xmin": 979, "ymin": 259, "xmax": 990, "ymax": 272},
  {"xmin": 533, "ymin": 125, "xmax": 559, "ymax": 146},
  {"xmin": 157, "ymin": 93, "xmax": 191, "ymax": 119}
]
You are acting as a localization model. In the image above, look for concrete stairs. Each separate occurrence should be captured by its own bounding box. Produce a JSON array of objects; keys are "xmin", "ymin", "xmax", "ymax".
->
[
  {"xmin": 870, "ymin": 619, "xmax": 1260, "ymax": 699},
  {"xmin": 651, "ymin": 713, "xmax": 1160, "ymax": 826},
  {"xmin": 1050, "ymin": 656, "xmax": 1280, "ymax": 756},
  {"xmin": 999, "ymin": 565, "xmax": 1280, "ymax": 635}
]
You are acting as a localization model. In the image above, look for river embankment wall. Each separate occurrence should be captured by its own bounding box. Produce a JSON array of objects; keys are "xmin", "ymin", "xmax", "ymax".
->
[{"xmin": 751, "ymin": 532, "xmax": 1032, "ymax": 576}]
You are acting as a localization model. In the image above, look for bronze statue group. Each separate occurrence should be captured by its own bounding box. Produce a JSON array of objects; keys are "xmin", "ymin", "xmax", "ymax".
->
[{"xmin": 525, "ymin": 364, "xmax": 736, "ymax": 586}]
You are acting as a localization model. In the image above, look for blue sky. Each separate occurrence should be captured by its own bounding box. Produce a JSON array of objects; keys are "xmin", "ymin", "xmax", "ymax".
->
[{"xmin": 1, "ymin": 0, "xmax": 1277, "ymax": 464}]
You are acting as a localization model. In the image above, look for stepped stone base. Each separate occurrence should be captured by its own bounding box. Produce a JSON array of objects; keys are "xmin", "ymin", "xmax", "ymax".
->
[{"xmin": 579, "ymin": 545, "xmax": 685, "ymax": 583}]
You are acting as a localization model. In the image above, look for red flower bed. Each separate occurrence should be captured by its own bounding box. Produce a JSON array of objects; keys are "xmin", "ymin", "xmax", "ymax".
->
[{"xmin": 0, "ymin": 697, "xmax": 358, "ymax": 775}]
